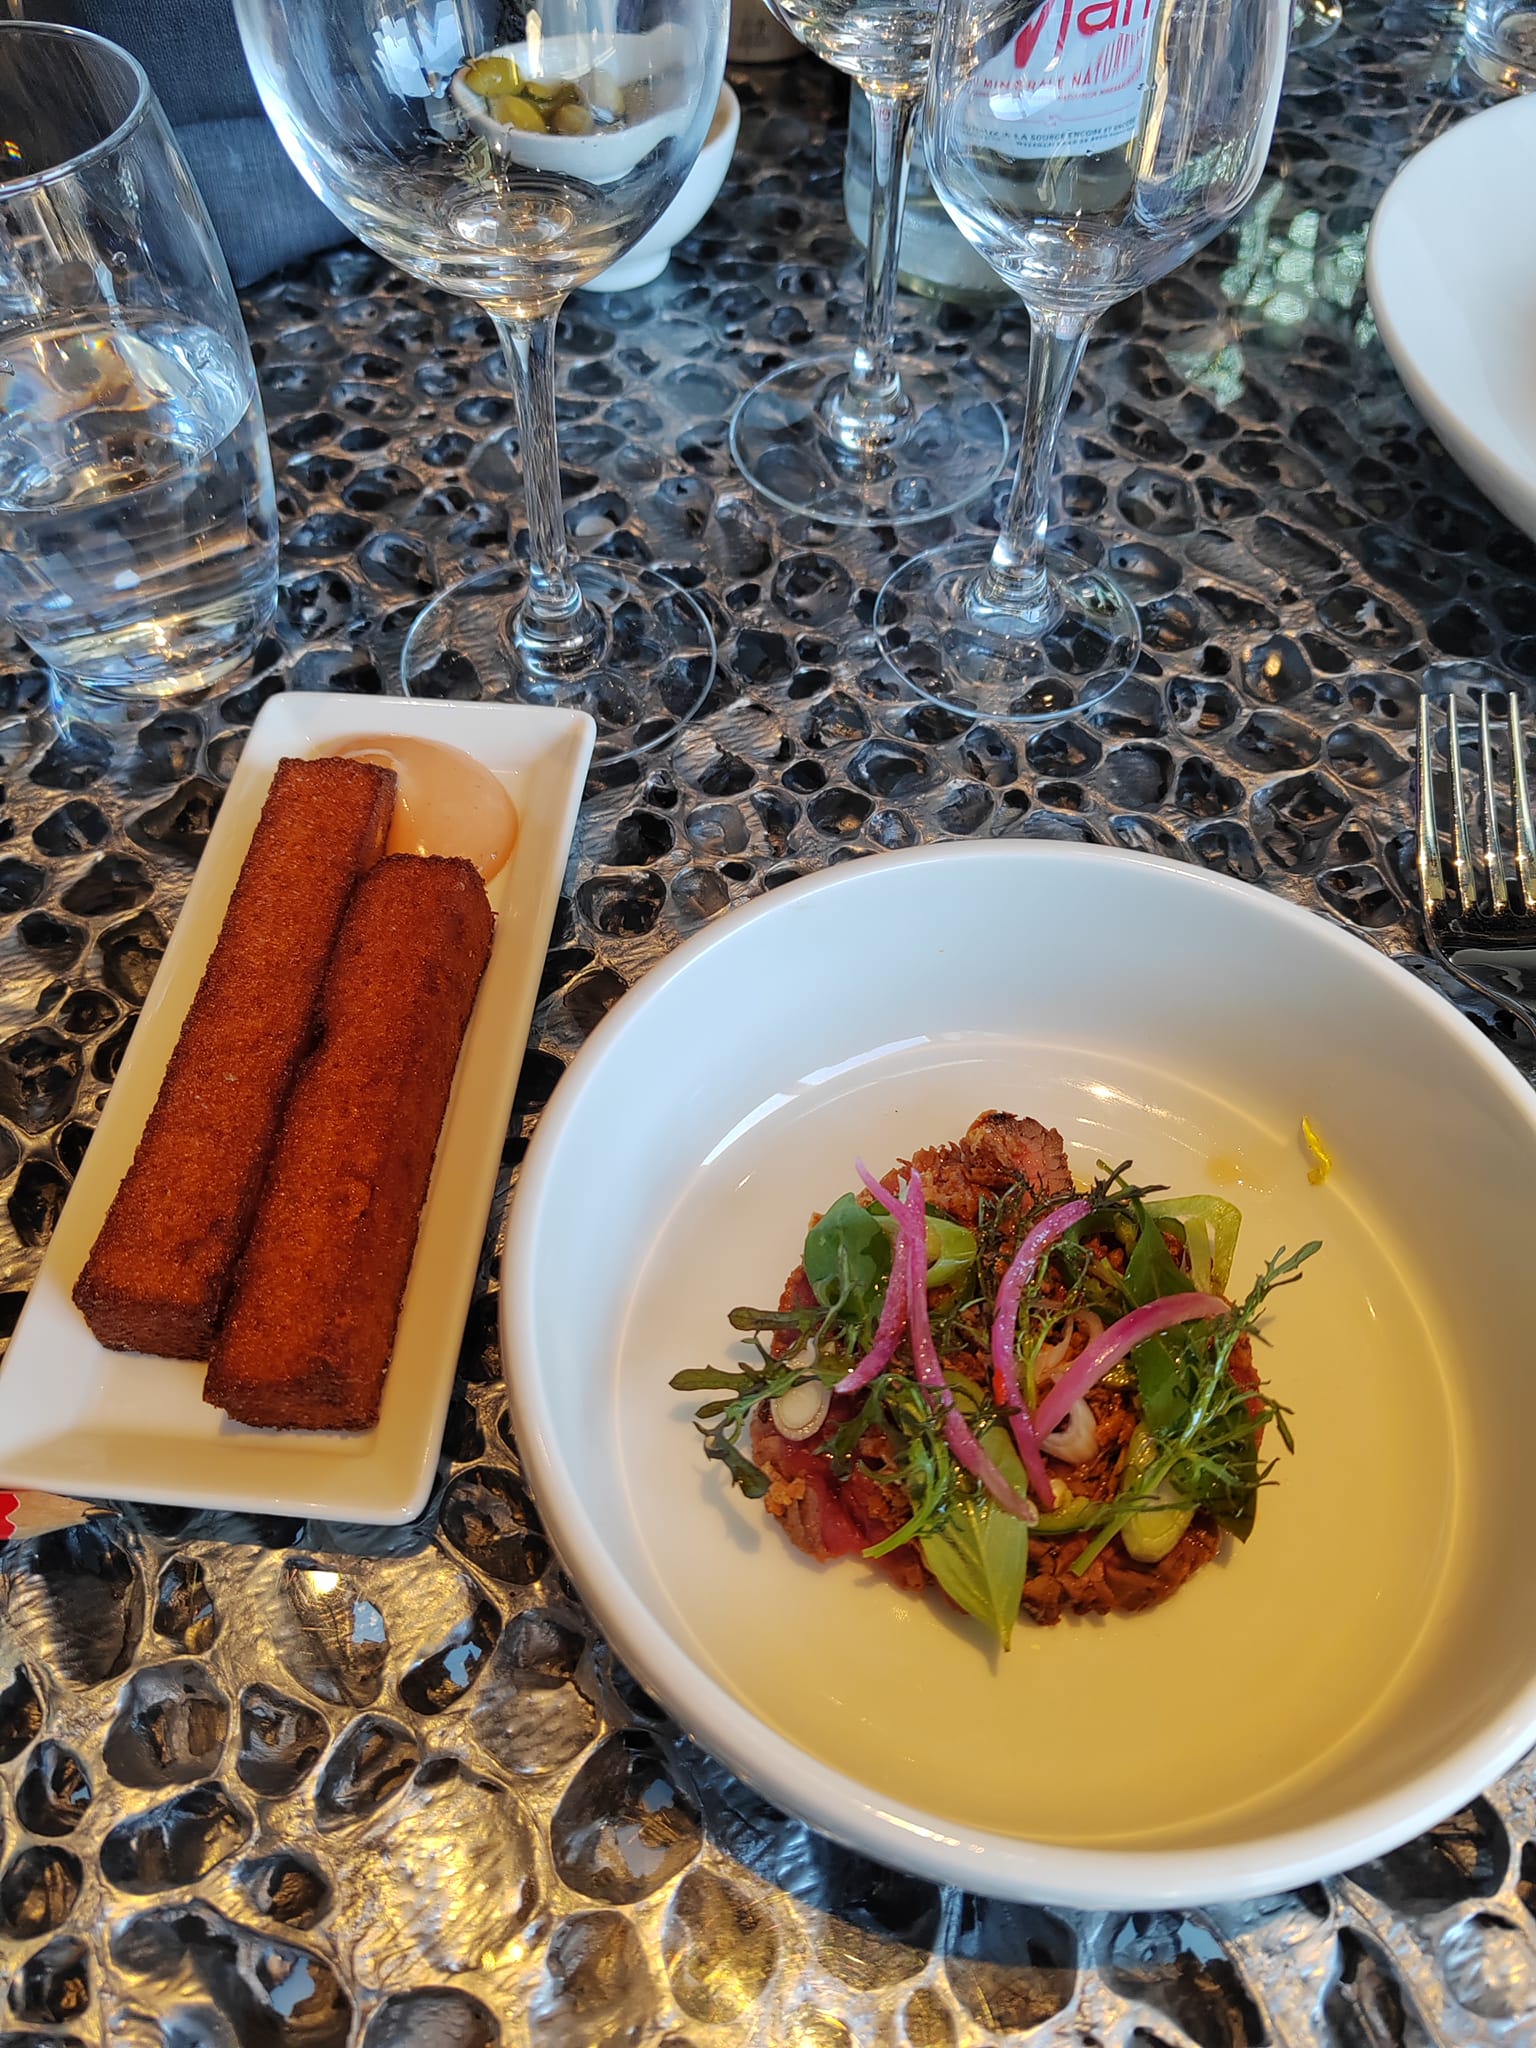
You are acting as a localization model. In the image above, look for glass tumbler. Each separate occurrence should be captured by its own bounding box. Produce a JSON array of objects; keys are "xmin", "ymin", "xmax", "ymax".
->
[
  {"xmin": 0, "ymin": 23, "xmax": 278, "ymax": 702},
  {"xmin": 1465, "ymin": 0, "xmax": 1536, "ymax": 90}
]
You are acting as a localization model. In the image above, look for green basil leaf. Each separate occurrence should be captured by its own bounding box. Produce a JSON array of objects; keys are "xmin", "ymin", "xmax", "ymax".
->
[
  {"xmin": 1122, "ymin": 1206, "xmax": 1198, "ymax": 1435},
  {"xmin": 1133, "ymin": 1338, "xmax": 1183, "ymax": 1435},
  {"xmin": 803, "ymin": 1193, "xmax": 892, "ymax": 1321},
  {"xmin": 919, "ymin": 1429, "xmax": 1032, "ymax": 1651},
  {"xmin": 1123, "ymin": 1207, "xmax": 1196, "ymax": 1307}
]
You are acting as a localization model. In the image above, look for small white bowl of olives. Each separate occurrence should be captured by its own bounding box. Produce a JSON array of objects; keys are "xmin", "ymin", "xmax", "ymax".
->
[
  {"xmin": 591, "ymin": 82, "xmax": 739, "ymax": 291},
  {"xmin": 452, "ymin": 26, "xmax": 693, "ymax": 182},
  {"xmin": 450, "ymin": 29, "xmax": 737, "ymax": 289}
]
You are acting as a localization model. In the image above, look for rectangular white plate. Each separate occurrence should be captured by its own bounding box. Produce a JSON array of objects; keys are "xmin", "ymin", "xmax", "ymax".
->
[{"xmin": 0, "ymin": 693, "xmax": 593, "ymax": 1523}]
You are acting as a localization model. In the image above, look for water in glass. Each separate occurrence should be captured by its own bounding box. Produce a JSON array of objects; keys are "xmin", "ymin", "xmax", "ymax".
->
[
  {"xmin": 0, "ymin": 24, "xmax": 278, "ymax": 703},
  {"xmin": 0, "ymin": 317, "xmax": 274, "ymax": 691}
]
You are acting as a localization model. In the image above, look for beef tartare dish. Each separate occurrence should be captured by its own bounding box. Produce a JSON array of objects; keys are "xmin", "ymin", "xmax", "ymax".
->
[{"xmin": 671, "ymin": 1111, "xmax": 1316, "ymax": 1650}]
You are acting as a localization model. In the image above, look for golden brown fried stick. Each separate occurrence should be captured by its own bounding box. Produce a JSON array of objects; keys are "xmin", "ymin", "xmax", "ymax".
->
[
  {"xmin": 203, "ymin": 854, "xmax": 494, "ymax": 1431},
  {"xmin": 73, "ymin": 756, "xmax": 395, "ymax": 1358}
]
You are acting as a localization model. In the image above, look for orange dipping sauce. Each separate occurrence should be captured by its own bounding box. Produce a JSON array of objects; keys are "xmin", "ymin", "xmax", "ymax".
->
[{"xmin": 314, "ymin": 735, "xmax": 519, "ymax": 881}]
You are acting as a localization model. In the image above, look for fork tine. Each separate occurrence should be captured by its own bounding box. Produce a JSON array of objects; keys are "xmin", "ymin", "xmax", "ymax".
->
[
  {"xmin": 1446, "ymin": 697, "xmax": 1477, "ymax": 912},
  {"xmin": 1477, "ymin": 692, "xmax": 1509, "ymax": 914},
  {"xmin": 1416, "ymin": 692, "xmax": 1447, "ymax": 916},
  {"xmin": 1510, "ymin": 692, "xmax": 1536, "ymax": 911}
]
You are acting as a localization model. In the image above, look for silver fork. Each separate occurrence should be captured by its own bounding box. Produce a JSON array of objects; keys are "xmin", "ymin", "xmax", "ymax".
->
[{"xmin": 1415, "ymin": 689, "xmax": 1536, "ymax": 1039}]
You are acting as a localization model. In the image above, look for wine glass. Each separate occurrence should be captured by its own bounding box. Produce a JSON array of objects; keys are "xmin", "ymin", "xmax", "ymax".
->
[
  {"xmin": 875, "ymin": 0, "xmax": 1290, "ymax": 720},
  {"xmin": 235, "ymin": 0, "xmax": 728, "ymax": 761},
  {"xmin": 727, "ymin": 2, "xmax": 1009, "ymax": 526}
]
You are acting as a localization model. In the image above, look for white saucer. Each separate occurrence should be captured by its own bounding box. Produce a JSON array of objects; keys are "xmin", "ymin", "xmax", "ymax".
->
[{"xmin": 1367, "ymin": 93, "xmax": 1536, "ymax": 542}]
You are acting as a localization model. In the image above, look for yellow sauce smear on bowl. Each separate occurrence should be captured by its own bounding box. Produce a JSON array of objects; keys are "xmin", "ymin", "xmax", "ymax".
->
[{"xmin": 314, "ymin": 735, "xmax": 518, "ymax": 880}]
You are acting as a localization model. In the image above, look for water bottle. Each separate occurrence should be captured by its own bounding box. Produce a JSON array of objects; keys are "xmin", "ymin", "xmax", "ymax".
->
[{"xmin": 843, "ymin": 95, "xmax": 1011, "ymax": 306}]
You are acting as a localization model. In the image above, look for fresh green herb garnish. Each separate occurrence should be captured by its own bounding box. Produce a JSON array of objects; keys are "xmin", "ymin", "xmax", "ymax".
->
[
  {"xmin": 1145, "ymin": 1194, "xmax": 1242, "ymax": 1293},
  {"xmin": 803, "ymin": 1192, "xmax": 892, "ymax": 1355},
  {"xmin": 914, "ymin": 1411, "xmax": 1033, "ymax": 1650},
  {"xmin": 1070, "ymin": 1238, "xmax": 1316, "ymax": 1572},
  {"xmin": 670, "ymin": 1160, "xmax": 1314, "ymax": 1651}
]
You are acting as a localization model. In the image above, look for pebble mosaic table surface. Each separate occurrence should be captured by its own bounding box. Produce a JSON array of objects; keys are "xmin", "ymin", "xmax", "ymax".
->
[{"xmin": 1, "ymin": 10, "xmax": 1534, "ymax": 2044}]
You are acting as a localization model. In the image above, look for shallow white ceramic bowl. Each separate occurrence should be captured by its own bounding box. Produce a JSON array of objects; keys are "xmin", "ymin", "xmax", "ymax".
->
[
  {"xmin": 503, "ymin": 842, "xmax": 1536, "ymax": 1907},
  {"xmin": 1368, "ymin": 93, "xmax": 1536, "ymax": 542},
  {"xmin": 588, "ymin": 84, "xmax": 739, "ymax": 291}
]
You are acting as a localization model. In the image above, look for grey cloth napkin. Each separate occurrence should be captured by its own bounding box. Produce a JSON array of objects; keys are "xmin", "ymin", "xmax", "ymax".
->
[{"xmin": 23, "ymin": 0, "xmax": 349, "ymax": 285}]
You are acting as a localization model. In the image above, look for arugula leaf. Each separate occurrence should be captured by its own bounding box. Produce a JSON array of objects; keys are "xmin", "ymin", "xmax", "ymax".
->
[
  {"xmin": 1146, "ymin": 1195, "xmax": 1242, "ymax": 1293},
  {"xmin": 669, "ymin": 1366, "xmax": 762, "ymax": 1393},
  {"xmin": 699, "ymin": 1428, "xmax": 771, "ymax": 1499},
  {"xmin": 919, "ymin": 1428, "xmax": 1032, "ymax": 1651}
]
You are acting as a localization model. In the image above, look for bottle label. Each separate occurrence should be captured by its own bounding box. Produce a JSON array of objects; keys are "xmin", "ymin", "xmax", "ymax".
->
[{"xmin": 965, "ymin": 0, "xmax": 1157, "ymax": 160}]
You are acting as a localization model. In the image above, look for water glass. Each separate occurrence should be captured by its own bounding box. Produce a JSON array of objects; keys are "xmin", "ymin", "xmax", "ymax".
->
[
  {"xmin": 1465, "ymin": 0, "xmax": 1536, "ymax": 90},
  {"xmin": 0, "ymin": 23, "xmax": 278, "ymax": 701}
]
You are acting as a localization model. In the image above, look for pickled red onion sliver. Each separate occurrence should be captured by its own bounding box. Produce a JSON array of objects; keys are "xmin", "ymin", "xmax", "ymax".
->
[
  {"xmin": 988, "ymin": 1196, "xmax": 1093, "ymax": 1505},
  {"xmin": 1031, "ymin": 1291, "xmax": 1230, "ymax": 1442},
  {"xmin": 901, "ymin": 1169, "xmax": 1037, "ymax": 1526},
  {"xmin": 832, "ymin": 1160, "xmax": 913, "ymax": 1394}
]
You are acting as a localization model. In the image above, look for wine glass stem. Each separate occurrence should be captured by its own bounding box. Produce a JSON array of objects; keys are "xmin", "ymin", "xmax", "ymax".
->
[
  {"xmin": 977, "ymin": 307, "xmax": 1092, "ymax": 628},
  {"xmin": 822, "ymin": 87, "xmax": 918, "ymax": 455},
  {"xmin": 490, "ymin": 306, "xmax": 601, "ymax": 672}
]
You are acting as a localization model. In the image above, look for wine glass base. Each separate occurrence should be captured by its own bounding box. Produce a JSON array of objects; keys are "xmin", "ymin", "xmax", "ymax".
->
[
  {"xmin": 729, "ymin": 350, "xmax": 1009, "ymax": 528},
  {"xmin": 875, "ymin": 540, "xmax": 1141, "ymax": 722},
  {"xmin": 400, "ymin": 558, "xmax": 716, "ymax": 765}
]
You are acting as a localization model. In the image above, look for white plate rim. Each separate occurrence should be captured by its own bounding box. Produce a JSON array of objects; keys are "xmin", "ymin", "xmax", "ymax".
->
[
  {"xmin": 502, "ymin": 838, "xmax": 1536, "ymax": 1907},
  {"xmin": 1366, "ymin": 92, "xmax": 1536, "ymax": 542},
  {"xmin": 0, "ymin": 691, "xmax": 594, "ymax": 1524}
]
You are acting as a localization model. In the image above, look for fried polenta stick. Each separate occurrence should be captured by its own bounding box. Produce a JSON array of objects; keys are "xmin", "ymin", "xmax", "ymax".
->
[
  {"xmin": 204, "ymin": 854, "xmax": 493, "ymax": 1431},
  {"xmin": 73, "ymin": 756, "xmax": 395, "ymax": 1358}
]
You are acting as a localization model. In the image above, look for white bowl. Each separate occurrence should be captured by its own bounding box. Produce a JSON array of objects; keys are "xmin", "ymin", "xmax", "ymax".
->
[
  {"xmin": 502, "ymin": 842, "xmax": 1536, "ymax": 1908},
  {"xmin": 452, "ymin": 27, "xmax": 697, "ymax": 185},
  {"xmin": 1368, "ymin": 93, "xmax": 1536, "ymax": 543},
  {"xmin": 587, "ymin": 83, "xmax": 739, "ymax": 291}
]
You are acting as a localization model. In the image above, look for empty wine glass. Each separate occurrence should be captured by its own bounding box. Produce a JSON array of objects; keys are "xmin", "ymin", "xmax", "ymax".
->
[
  {"xmin": 236, "ymin": 0, "xmax": 727, "ymax": 760},
  {"xmin": 728, "ymin": 0, "xmax": 1009, "ymax": 526},
  {"xmin": 876, "ymin": 0, "xmax": 1290, "ymax": 719}
]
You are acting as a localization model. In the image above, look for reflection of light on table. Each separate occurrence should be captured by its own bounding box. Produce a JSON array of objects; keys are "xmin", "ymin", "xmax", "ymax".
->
[{"xmin": 1169, "ymin": 180, "xmax": 1371, "ymax": 406}]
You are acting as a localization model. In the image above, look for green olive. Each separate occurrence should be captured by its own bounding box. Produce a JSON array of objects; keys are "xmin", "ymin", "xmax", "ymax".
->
[
  {"xmin": 489, "ymin": 92, "xmax": 548, "ymax": 133},
  {"xmin": 463, "ymin": 55, "xmax": 521, "ymax": 96},
  {"xmin": 1033, "ymin": 1491, "xmax": 1099, "ymax": 1536},
  {"xmin": 1118, "ymin": 1424, "xmax": 1195, "ymax": 1564}
]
